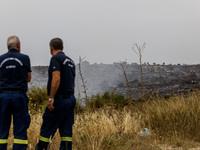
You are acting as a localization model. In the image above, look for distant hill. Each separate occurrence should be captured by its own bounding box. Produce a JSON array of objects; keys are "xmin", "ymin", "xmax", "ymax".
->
[{"xmin": 31, "ymin": 62, "xmax": 200, "ymax": 99}]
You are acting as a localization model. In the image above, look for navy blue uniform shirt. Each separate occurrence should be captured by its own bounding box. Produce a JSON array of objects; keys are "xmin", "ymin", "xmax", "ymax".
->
[
  {"xmin": 47, "ymin": 52, "xmax": 75, "ymax": 96},
  {"xmin": 0, "ymin": 49, "xmax": 31, "ymax": 91}
]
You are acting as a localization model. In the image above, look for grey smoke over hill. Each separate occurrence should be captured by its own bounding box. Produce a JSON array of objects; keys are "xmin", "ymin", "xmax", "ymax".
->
[{"xmin": 30, "ymin": 62, "xmax": 200, "ymax": 99}]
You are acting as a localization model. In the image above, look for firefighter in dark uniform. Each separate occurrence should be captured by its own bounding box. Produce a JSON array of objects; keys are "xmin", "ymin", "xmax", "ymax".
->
[
  {"xmin": 36, "ymin": 38, "xmax": 76, "ymax": 150},
  {"xmin": 0, "ymin": 35, "xmax": 31, "ymax": 150}
]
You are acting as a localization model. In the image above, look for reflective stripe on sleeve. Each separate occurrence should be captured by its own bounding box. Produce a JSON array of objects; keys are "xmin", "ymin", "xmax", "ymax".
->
[
  {"xmin": 61, "ymin": 137, "xmax": 72, "ymax": 141},
  {"xmin": 14, "ymin": 139, "xmax": 28, "ymax": 144},
  {"xmin": 0, "ymin": 139, "xmax": 8, "ymax": 144},
  {"xmin": 39, "ymin": 135, "xmax": 50, "ymax": 143}
]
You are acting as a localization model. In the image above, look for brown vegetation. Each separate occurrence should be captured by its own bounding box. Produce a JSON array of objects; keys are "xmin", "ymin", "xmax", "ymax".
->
[{"xmin": 6, "ymin": 89, "xmax": 200, "ymax": 149}]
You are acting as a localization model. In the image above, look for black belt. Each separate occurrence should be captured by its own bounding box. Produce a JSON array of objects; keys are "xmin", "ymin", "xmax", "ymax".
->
[
  {"xmin": 55, "ymin": 94, "xmax": 72, "ymax": 99},
  {"xmin": 0, "ymin": 90, "xmax": 25, "ymax": 94}
]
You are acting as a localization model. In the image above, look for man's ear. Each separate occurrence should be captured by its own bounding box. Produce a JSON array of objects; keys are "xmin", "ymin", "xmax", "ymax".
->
[
  {"xmin": 50, "ymin": 46, "xmax": 54, "ymax": 55},
  {"xmin": 50, "ymin": 46, "xmax": 54, "ymax": 51}
]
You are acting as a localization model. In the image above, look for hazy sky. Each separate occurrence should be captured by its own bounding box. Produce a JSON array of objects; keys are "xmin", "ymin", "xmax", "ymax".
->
[{"xmin": 0, "ymin": 0, "xmax": 199, "ymax": 66}]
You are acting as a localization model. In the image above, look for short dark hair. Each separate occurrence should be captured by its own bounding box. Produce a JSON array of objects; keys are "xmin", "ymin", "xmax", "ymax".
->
[{"xmin": 49, "ymin": 38, "xmax": 63, "ymax": 50}]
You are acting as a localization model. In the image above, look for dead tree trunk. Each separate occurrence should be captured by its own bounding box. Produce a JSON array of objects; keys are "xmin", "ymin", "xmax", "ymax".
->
[
  {"xmin": 78, "ymin": 56, "xmax": 88, "ymax": 107},
  {"xmin": 116, "ymin": 61, "xmax": 132, "ymax": 101},
  {"xmin": 132, "ymin": 43, "xmax": 145, "ymax": 97}
]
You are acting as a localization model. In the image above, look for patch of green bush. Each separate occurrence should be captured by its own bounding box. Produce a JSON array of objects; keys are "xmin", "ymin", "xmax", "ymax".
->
[
  {"xmin": 27, "ymin": 86, "xmax": 133, "ymax": 113},
  {"xmin": 74, "ymin": 98, "xmax": 85, "ymax": 114},
  {"xmin": 28, "ymin": 85, "xmax": 85, "ymax": 114},
  {"xmin": 89, "ymin": 91, "xmax": 130, "ymax": 110},
  {"xmin": 27, "ymin": 85, "xmax": 49, "ymax": 111}
]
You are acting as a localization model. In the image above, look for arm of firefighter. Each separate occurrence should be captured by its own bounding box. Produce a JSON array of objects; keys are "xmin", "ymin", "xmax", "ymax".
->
[
  {"xmin": 27, "ymin": 72, "xmax": 31, "ymax": 82},
  {"xmin": 48, "ymin": 70, "xmax": 60, "ymax": 111}
]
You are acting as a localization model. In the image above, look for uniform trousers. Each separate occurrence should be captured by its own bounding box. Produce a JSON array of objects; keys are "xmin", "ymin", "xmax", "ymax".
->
[
  {"xmin": 0, "ymin": 91, "xmax": 30, "ymax": 150},
  {"xmin": 37, "ymin": 95, "xmax": 76, "ymax": 150}
]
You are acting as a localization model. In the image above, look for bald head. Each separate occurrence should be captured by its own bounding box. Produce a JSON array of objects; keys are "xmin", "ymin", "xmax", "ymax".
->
[{"xmin": 7, "ymin": 36, "xmax": 20, "ymax": 50}]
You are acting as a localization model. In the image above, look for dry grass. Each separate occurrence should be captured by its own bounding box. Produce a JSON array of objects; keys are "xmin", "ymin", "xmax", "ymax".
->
[
  {"xmin": 143, "ymin": 91, "xmax": 200, "ymax": 144},
  {"xmin": 72, "ymin": 108, "xmax": 158, "ymax": 150},
  {"xmin": 6, "ymin": 91, "xmax": 200, "ymax": 149},
  {"xmin": 7, "ymin": 108, "xmax": 159, "ymax": 150}
]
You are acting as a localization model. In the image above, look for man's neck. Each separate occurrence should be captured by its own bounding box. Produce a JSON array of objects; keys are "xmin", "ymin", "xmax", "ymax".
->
[
  {"xmin": 9, "ymin": 47, "xmax": 20, "ymax": 52},
  {"xmin": 52, "ymin": 50, "xmax": 63, "ymax": 56}
]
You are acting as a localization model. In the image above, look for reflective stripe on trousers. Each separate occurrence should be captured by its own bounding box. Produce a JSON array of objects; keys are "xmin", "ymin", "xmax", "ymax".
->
[
  {"xmin": 39, "ymin": 135, "xmax": 50, "ymax": 143},
  {"xmin": 14, "ymin": 139, "xmax": 28, "ymax": 144},
  {"xmin": 61, "ymin": 137, "xmax": 72, "ymax": 142},
  {"xmin": 0, "ymin": 139, "xmax": 8, "ymax": 144},
  {"xmin": 39, "ymin": 136, "xmax": 72, "ymax": 142},
  {"xmin": 0, "ymin": 139, "xmax": 28, "ymax": 145}
]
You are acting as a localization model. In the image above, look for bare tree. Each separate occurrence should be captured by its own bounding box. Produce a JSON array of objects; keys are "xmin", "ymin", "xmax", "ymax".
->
[
  {"xmin": 132, "ymin": 43, "xmax": 145, "ymax": 96},
  {"xmin": 76, "ymin": 77, "xmax": 81, "ymax": 101},
  {"xmin": 78, "ymin": 56, "xmax": 89, "ymax": 107},
  {"xmin": 115, "ymin": 61, "xmax": 132, "ymax": 101}
]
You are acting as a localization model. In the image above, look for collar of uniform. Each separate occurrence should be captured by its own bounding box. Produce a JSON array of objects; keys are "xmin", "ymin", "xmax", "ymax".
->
[
  {"xmin": 56, "ymin": 51, "xmax": 64, "ymax": 55},
  {"xmin": 8, "ymin": 49, "xmax": 19, "ymax": 53},
  {"xmin": 56, "ymin": 52, "xmax": 64, "ymax": 55}
]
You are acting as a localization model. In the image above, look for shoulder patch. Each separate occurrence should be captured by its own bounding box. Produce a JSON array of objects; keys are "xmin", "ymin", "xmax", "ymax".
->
[{"xmin": 63, "ymin": 58, "xmax": 75, "ymax": 66}]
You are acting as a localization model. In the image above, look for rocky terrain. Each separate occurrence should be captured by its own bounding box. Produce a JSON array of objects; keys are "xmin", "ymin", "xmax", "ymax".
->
[{"xmin": 30, "ymin": 62, "xmax": 200, "ymax": 99}]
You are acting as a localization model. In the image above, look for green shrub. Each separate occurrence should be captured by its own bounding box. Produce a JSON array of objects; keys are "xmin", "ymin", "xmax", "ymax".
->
[
  {"xmin": 74, "ymin": 98, "xmax": 85, "ymax": 114},
  {"xmin": 28, "ymin": 85, "xmax": 85, "ymax": 114},
  {"xmin": 89, "ymin": 91, "xmax": 130, "ymax": 110},
  {"xmin": 27, "ymin": 85, "xmax": 49, "ymax": 111}
]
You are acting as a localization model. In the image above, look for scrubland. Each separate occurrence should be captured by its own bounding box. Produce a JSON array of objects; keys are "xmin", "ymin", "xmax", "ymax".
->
[{"xmin": 6, "ymin": 86, "xmax": 200, "ymax": 149}]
